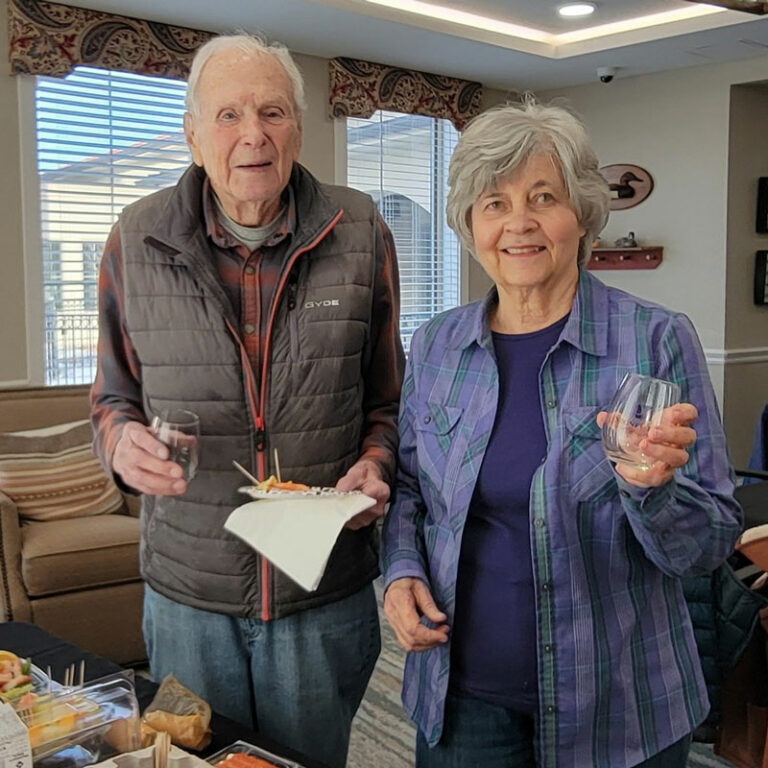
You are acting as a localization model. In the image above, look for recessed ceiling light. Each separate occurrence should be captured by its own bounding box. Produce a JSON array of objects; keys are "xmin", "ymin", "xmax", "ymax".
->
[{"xmin": 558, "ymin": 2, "xmax": 597, "ymax": 18}]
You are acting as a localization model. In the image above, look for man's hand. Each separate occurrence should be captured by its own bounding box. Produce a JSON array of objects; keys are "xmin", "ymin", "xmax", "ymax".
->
[
  {"xmin": 597, "ymin": 403, "xmax": 698, "ymax": 488},
  {"xmin": 113, "ymin": 421, "xmax": 187, "ymax": 496},
  {"xmin": 336, "ymin": 458, "xmax": 390, "ymax": 530},
  {"xmin": 383, "ymin": 578, "xmax": 450, "ymax": 652}
]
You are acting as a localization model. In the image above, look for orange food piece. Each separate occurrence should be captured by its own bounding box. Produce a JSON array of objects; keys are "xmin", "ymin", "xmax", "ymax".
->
[
  {"xmin": 272, "ymin": 480, "xmax": 311, "ymax": 491},
  {"xmin": 256, "ymin": 475, "xmax": 311, "ymax": 492},
  {"xmin": 215, "ymin": 754, "xmax": 278, "ymax": 768}
]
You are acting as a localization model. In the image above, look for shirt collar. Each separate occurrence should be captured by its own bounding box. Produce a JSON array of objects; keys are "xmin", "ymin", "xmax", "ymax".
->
[
  {"xmin": 448, "ymin": 268, "xmax": 609, "ymax": 357},
  {"xmin": 202, "ymin": 177, "xmax": 296, "ymax": 251}
]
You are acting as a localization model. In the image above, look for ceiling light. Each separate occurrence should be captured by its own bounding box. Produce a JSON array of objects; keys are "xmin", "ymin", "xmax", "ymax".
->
[
  {"xmin": 558, "ymin": 2, "xmax": 597, "ymax": 18},
  {"xmin": 360, "ymin": 0, "xmax": 729, "ymax": 45}
]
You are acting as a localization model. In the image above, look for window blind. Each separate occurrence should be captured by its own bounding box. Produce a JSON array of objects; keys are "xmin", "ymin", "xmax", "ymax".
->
[
  {"xmin": 35, "ymin": 66, "xmax": 190, "ymax": 385},
  {"xmin": 346, "ymin": 111, "xmax": 461, "ymax": 351}
]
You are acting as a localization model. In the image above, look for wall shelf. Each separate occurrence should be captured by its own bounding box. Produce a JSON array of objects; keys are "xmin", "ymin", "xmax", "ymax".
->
[{"xmin": 587, "ymin": 247, "xmax": 663, "ymax": 271}]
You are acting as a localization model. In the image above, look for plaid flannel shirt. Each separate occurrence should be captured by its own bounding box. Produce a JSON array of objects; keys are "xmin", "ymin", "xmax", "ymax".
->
[{"xmin": 382, "ymin": 269, "xmax": 742, "ymax": 768}]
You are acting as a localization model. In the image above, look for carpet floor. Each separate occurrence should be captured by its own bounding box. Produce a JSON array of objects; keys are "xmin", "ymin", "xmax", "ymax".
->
[{"xmin": 346, "ymin": 582, "xmax": 736, "ymax": 768}]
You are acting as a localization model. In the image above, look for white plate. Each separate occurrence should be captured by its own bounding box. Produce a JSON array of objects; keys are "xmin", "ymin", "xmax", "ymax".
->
[{"xmin": 239, "ymin": 485, "xmax": 365, "ymax": 500}]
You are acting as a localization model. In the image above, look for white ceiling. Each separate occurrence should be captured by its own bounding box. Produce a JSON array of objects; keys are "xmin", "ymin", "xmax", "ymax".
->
[{"xmin": 67, "ymin": 0, "xmax": 768, "ymax": 90}]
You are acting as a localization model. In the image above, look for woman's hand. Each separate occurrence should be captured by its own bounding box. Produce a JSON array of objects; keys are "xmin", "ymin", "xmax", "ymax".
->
[
  {"xmin": 383, "ymin": 578, "xmax": 450, "ymax": 652},
  {"xmin": 596, "ymin": 403, "xmax": 698, "ymax": 488}
]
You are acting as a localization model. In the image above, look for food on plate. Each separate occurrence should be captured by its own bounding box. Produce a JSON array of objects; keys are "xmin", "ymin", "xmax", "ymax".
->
[
  {"xmin": 214, "ymin": 754, "xmax": 281, "ymax": 768},
  {"xmin": 255, "ymin": 475, "xmax": 311, "ymax": 492},
  {"xmin": 0, "ymin": 650, "xmax": 33, "ymax": 702}
]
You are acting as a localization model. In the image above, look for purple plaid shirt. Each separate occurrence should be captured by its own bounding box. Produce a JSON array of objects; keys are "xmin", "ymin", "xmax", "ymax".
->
[{"xmin": 382, "ymin": 269, "xmax": 742, "ymax": 768}]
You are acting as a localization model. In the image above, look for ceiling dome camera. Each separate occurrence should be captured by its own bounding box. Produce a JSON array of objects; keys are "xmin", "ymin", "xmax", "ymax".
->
[{"xmin": 597, "ymin": 66, "xmax": 617, "ymax": 84}]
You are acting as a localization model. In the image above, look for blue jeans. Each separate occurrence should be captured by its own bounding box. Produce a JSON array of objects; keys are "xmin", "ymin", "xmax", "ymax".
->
[
  {"xmin": 416, "ymin": 692, "xmax": 692, "ymax": 768},
  {"xmin": 143, "ymin": 583, "xmax": 380, "ymax": 768}
]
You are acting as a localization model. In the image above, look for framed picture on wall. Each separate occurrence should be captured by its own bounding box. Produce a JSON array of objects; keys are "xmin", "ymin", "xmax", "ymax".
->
[
  {"xmin": 758, "ymin": 178, "xmax": 768, "ymax": 234},
  {"xmin": 755, "ymin": 251, "xmax": 768, "ymax": 305}
]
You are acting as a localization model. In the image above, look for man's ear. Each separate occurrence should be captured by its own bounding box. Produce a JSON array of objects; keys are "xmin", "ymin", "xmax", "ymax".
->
[
  {"xmin": 184, "ymin": 112, "xmax": 204, "ymax": 167},
  {"xmin": 293, "ymin": 121, "xmax": 303, "ymax": 162}
]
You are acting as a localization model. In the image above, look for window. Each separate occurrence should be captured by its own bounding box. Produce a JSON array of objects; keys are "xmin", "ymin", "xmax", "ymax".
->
[
  {"xmin": 34, "ymin": 66, "xmax": 190, "ymax": 385},
  {"xmin": 346, "ymin": 111, "xmax": 461, "ymax": 351},
  {"xmin": 82, "ymin": 242, "xmax": 102, "ymax": 312}
]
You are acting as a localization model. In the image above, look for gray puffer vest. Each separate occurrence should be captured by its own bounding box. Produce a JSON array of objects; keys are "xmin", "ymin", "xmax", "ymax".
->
[{"xmin": 118, "ymin": 163, "xmax": 391, "ymax": 619}]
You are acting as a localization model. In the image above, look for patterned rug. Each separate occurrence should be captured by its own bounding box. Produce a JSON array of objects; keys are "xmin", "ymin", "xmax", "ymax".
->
[{"xmin": 347, "ymin": 581, "xmax": 736, "ymax": 768}]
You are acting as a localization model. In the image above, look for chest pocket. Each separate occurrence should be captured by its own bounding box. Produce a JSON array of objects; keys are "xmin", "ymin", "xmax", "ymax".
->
[
  {"xmin": 414, "ymin": 402, "xmax": 464, "ymax": 499},
  {"xmin": 563, "ymin": 406, "xmax": 618, "ymax": 502}
]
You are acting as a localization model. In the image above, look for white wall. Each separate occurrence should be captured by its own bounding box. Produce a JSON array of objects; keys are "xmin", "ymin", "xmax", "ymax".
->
[
  {"xmin": 723, "ymin": 83, "xmax": 768, "ymax": 464},
  {"xmin": 0, "ymin": 0, "xmax": 27, "ymax": 384},
  {"xmin": 535, "ymin": 56, "xmax": 768, "ymax": 464}
]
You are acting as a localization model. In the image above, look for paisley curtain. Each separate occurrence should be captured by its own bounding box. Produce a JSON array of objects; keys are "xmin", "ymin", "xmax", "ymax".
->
[
  {"xmin": 329, "ymin": 57, "xmax": 482, "ymax": 130},
  {"xmin": 8, "ymin": 0, "xmax": 212, "ymax": 79}
]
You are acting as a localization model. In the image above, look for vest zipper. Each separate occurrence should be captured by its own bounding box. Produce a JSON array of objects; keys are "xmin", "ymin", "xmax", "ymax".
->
[
  {"xmin": 287, "ymin": 275, "xmax": 300, "ymax": 361},
  {"xmin": 256, "ymin": 209, "xmax": 344, "ymax": 621}
]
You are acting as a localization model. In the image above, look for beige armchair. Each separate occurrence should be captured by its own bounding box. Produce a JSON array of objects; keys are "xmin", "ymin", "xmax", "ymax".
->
[{"xmin": 0, "ymin": 386, "xmax": 145, "ymax": 665}]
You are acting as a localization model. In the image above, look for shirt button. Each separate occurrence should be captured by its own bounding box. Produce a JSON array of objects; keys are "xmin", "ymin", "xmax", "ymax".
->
[
  {"xmin": 544, "ymin": 643, "xmax": 553, "ymax": 653},
  {"xmin": 546, "ymin": 399, "xmax": 556, "ymax": 409},
  {"xmin": 541, "ymin": 581, "xmax": 552, "ymax": 592},
  {"xmin": 534, "ymin": 518, "xmax": 545, "ymax": 528},
  {"xmin": 423, "ymin": 415, "xmax": 431, "ymax": 424},
  {"xmin": 245, "ymin": 266, "xmax": 256, "ymax": 275},
  {"xmin": 244, "ymin": 324, "xmax": 255, "ymax": 335},
  {"xmin": 546, "ymin": 705, "xmax": 555, "ymax": 714}
]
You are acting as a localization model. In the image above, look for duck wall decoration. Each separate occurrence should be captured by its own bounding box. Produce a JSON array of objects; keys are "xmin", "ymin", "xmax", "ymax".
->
[{"xmin": 600, "ymin": 164, "xmax": 654, "ymax": 211}]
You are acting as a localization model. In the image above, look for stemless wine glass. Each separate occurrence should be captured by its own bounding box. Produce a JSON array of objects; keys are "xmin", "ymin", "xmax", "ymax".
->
[
  {"xmin": 150, "ymin": 408, "xmax": 200, "ymax": 482},
  {"xmin": 601, "ymin": 373, "xmax": 681, "ymax": 471}
]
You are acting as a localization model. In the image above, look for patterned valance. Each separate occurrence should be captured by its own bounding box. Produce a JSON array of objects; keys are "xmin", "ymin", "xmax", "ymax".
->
[
  {"xmin": 8, "ymin": 0, "xmax": 213, "ymax": 79},
  {"xmin": 329, "ymin": 57, "xmax": 482, "ymax": 131}
]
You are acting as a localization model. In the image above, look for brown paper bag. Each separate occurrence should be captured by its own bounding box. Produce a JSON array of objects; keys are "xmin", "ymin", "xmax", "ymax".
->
[{"xmin": 142, "ymin": 674, "xmax": 212, "ymax": 751}]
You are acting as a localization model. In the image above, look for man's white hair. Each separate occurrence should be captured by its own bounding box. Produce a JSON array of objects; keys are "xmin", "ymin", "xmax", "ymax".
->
[{"xmin": 186, "ymin": 34, "xmax": 306, "ymax": 118}]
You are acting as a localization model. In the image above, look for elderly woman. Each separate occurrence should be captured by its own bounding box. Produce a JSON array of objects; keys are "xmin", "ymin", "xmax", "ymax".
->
[{"xmin": 381, "ymin": 101, "xmax": 741, "ymax": 768}]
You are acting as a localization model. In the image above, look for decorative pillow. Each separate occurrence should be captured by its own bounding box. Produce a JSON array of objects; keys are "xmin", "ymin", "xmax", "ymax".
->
[{"xmin": 0, "ymin": 419, "xmax": 124, "ymax": 521}]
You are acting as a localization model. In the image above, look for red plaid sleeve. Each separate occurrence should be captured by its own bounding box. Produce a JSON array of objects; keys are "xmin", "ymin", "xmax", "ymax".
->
[{"xmin": 89, "ymin": 224, "xmax": 146, "ymax": 479}]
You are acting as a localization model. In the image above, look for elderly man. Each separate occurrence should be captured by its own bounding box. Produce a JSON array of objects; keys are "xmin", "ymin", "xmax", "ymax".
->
[{"xmin": 90, "ymin": 34, "xmax": 404, "ymax": 768}]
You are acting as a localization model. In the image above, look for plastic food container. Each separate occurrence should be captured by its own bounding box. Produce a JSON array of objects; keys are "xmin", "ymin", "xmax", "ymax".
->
[
  {"xmin": 90, "ymin": 744, "xmax": 210, "ymax": 768},
  {"xmin": 206, "ymin": 740, "xmax": 302, "ymax": 768},
  {"xmin": 14, "ymin": 670, "xmax": 141, "ymax": 768}
]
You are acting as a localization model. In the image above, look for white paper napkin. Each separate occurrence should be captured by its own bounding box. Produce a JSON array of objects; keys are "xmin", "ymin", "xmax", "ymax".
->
[{"xmin": 224, "ymin": 493, "xmax": 376, "ymax": 591}]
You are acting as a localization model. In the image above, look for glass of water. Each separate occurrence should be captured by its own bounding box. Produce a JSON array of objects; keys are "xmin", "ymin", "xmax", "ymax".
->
[
  {"xmin": 601, "ymin": 373, "xmax": 681, "ymax": 471},
  {"xmin": 150, "ymin": 408, "xmax": 200, "ymax": 482}
]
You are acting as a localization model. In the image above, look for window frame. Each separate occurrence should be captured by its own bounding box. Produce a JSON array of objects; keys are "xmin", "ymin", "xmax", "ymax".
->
[
  {"xmin": 19, "ymin": 74, "xmax": 45, "ymax": 386},
  {"xmin": 336, "ymin": 113, "xmax": 469, "ymax": 349}
]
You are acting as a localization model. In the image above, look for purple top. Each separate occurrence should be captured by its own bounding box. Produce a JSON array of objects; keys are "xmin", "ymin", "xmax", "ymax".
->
[{"xmin": 450, "ymin": 316, "xmax": 568, "ymax": 712}]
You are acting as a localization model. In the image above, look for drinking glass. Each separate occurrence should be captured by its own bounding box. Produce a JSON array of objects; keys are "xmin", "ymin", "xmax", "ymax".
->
[
  {"xmin": 601, "ymin": 373, "xmax": 681, "ymax": 471},
  {"xmin": 150, "ymin": 408, "xmax": 200, "ymax": 481}
]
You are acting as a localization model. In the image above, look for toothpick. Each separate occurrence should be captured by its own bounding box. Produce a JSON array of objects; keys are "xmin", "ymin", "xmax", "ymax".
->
[
  {"xmin": 232, "ymin": 460, "xmax": 260, "ymax": 486},
  {"xmin": 273, "ymin": 448, "xmax": 282, "ymax": 483}
]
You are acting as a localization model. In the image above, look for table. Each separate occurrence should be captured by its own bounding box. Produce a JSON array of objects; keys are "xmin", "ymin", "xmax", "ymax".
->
[{"xmin": 0, "ymin": 622, "xmax": 326, "ymax": 768}]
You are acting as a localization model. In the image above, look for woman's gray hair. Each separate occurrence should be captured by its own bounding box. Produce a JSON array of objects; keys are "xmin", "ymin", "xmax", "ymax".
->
[
  {"xmin": 186, "ymin": 34, "xmax": 306, "ymax": 119},
  {"xmin": 447, "ymin": 99, "xmax": 610, "ymax": 265}
]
